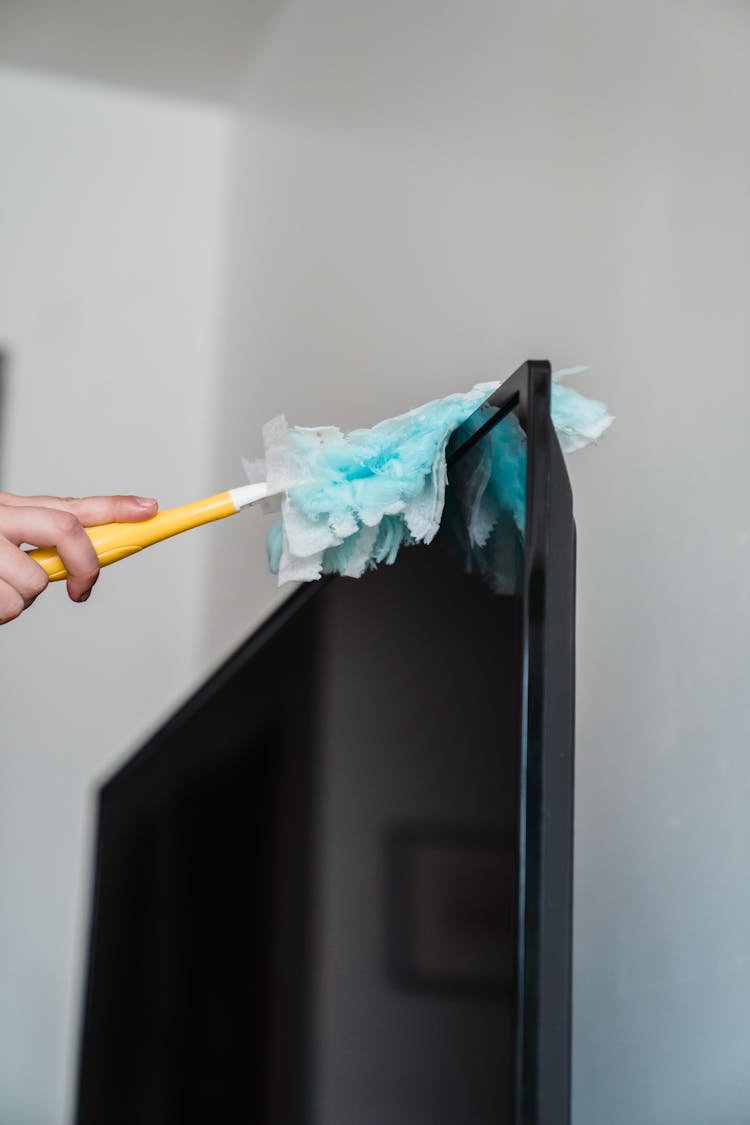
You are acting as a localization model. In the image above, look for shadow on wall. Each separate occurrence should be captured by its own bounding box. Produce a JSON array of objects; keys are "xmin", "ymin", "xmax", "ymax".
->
[{"xmin": 0, "ymin": 0, "xmax": 289, "ymax": 105}]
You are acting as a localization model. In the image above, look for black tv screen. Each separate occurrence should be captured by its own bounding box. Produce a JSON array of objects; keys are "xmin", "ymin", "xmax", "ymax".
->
[{"xmin": 75, "ymin": 360, "xmax": 574, "ymax": 1125}]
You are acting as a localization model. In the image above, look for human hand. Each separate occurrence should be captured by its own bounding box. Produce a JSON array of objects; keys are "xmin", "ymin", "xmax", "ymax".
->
[{"xmin": 0, "ymin": 492, "xmax": 158, "ymax": 623}]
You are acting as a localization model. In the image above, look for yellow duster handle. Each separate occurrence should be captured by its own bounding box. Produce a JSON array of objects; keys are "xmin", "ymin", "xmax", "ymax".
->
[{"xmin": 29, "ymin": 490, "xmax": 239, "ymax": 582}]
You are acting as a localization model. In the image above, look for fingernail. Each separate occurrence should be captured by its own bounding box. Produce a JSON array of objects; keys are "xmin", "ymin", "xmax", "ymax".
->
[
  {"xmin": 79, "ymin": 589, "xmax": 91, "ymax": 603},
  {"xmin": 135, "ymin": 497, "xmax": 157, "ymax": 510}
]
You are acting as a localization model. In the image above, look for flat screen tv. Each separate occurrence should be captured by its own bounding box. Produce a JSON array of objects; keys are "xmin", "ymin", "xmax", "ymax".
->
[{"xmin": 75, "ymin": 360, "xmax": 575, "ymax": 1125}]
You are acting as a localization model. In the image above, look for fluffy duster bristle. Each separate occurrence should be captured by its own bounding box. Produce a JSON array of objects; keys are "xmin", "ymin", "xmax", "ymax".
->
[{"xmin": 250, "ymin": 373, "xmax": 612, "ymax": 586}]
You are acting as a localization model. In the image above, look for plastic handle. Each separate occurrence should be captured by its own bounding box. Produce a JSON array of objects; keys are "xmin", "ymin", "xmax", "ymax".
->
[{"xmin": 28, "ymin": 491, "xmax": 239, "ymax": 582}]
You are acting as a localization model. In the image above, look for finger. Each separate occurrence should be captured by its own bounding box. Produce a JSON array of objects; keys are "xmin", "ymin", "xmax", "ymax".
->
[
  {"xmin": 0, "ymin": 577, "xmax": 26, "ymax": 624},
  {"xmin": 0, "ymin": 493, "xmax": 158, "ymax": 526},
  {"xmin": 60, "ymin": 495, "xmax": 158, "ymax": 526},
  {"xmin": 0, "ymin": 506, "xmax": 100, "ymax": 602},
  {"xmin": 0, "ymin": 537, "xmax": 49, "ymax": 605}
]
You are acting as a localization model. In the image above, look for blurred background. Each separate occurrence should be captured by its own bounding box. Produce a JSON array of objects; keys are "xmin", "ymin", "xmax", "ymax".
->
[{"xmin": 1, "ymin": 0, "xmax": 749, "ymax": 1122}]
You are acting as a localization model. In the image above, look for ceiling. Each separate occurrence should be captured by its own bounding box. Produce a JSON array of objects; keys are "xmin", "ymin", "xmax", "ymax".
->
[{"xmin": 0, "ymin": 0, "xmax": 283, "ymax": 105}]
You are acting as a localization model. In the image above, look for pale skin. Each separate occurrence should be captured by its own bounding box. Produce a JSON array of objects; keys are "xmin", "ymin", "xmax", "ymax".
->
[{"xmin": 0, "ymin": 492, "xmax": 158, "ymax": 623}]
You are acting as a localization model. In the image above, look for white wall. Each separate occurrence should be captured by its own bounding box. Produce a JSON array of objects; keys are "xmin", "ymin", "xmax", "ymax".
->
[
  {"xmin": 0, "ymin": 69, "xmax": 230, "ymax": 1125},
  {"xmin": 212, "ymin": 1, "xmax": 750, "ymax": 1121}
]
